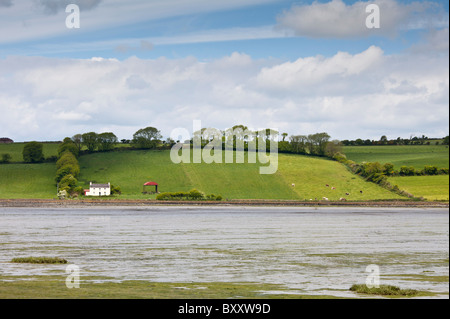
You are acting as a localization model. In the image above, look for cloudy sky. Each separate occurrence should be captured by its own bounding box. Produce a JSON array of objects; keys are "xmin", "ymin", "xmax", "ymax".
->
[{"xmin": 0, "ymin": 0, "xmax": 448, "ymax": 142}]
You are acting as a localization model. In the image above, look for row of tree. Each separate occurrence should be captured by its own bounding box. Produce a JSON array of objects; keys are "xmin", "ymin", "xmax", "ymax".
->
[
  {"xmin": 56, "ymin": 138, "xmax": 82, "ymax": 198},
  {"xmin": 342, "ymin": 135, "xmax": 450, "ymax": 146},
  {"xmin": 70, "ymin": 128, "xmax": 164, "ymax": 152}
]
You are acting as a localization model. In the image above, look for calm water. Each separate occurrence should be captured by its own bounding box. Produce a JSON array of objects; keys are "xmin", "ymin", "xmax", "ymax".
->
[{"xmin": 0, "ymin": 206, "xmax": 448, "ymax": 298}]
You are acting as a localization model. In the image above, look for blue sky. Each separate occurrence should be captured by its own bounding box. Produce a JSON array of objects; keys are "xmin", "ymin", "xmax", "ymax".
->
[
  {"xmin": 0, "ymin": 0, "xmax": 448, "ymax": 141},
  {"xmin": 1, "ymin": 0, "xmax": 448, "ymax": 59}
]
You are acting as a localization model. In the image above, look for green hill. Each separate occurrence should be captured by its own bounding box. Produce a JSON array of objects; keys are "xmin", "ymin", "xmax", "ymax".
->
[
  {"xmin": 2, "ymin": 144, "xmax": 448, "ymax": 201},
  {"xmin": 74, "ymin": 150, "xmax": 403, "ymax": 201}
]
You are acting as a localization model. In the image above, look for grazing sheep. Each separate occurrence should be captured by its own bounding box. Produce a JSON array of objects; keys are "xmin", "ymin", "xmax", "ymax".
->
[
  {"xmin": 346, "ymin": 193, "xmax": 350, "ymax": 196},
  {"xmin": 326, "ymin": 184, "xmax": 329, "ymax": 187},
  {"xmin": 340, "ymin": 197, "xmax": 347, "ymax": 201},
  {"xmin": 331, "ymin": 187, "xmax": 336, "ymax": 190},
  {"xmin": 292, "ymin": 183, "xmax": 295, "ymax": 187},
  {"xmin": 360, "ymin": 190, "xmax": 363, "ymax": 194},
  {"xmin": 322, "ymin": 197, "xmax": 329, "ymax": 201}
]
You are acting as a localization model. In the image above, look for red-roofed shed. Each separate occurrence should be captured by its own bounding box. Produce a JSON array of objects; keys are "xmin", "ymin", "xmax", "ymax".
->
[{"xmin": 143, "ymin": 182, "xmax": 158, "ymax": 194}]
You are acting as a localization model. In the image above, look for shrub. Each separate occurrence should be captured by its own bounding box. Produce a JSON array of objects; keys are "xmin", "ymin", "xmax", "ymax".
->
[
  {"xmin": 156, "ymin": 193, "xmax": 172, "ymax": 200},
  {"xmin": 156, "ymin": 189, "xmax": 219, "ymax": 201},
  {"xmin": 111, "ymin": 185, "xmax": 122, "ymax": 195},
  {"xmin": 332, "ymin": 152, "xmax": 347, "ymax": 163},
  {"xmin": 189, "ymin": 189, "xmax": 204, "ymax": 200},
  {"xmin": 55, "ymin": 164, "xmax": 80, "ymax": 182},
  {"xmin": 399, "ymin": 166, "xmax": 416, "ymax": 176},
  {"xmin": 438, "ymin": 168, "xmax": 449, "ymax": 175},
  {"xmin": 423, "ymin": 165, "xmax": 439, "ymax": 175},
  {"xmin": 0, "ymin": 153, "xmax": 12, "ymax": 164},
  {"xmin": 71, "ymin": 186, "xmax": 84, "ymax": 197},
  {"xmin": 383, "ymin": 163, "xmax": 395, "ymax": 176},
  {"xmin": 59, "ymin": 174, "xmax": 78, "ymax": 189}
]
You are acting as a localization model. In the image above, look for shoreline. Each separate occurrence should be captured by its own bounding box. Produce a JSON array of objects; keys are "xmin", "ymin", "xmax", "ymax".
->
[{"xmin": 0, "ymin": 198, "xmax": 448, "ymax": 208}]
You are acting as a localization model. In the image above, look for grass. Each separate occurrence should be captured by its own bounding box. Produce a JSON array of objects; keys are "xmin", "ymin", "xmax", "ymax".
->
[
  {"xmin": 389, "ymin": 175, "xmax": 449, "ymax": 201},
  {"xmin": 343, "ymin": 145, "xmax": 449, "ymax": 170},
  {"xmin": 0, "ymin": 142, "xmax": 60, "ymax": 163},
  {"xmin": 11, "ymin": 257, "xmax": 68, "ymax": 264},
  {"xmin": 0, "ymin": 163, "xmax": 56, "ymax": 199},
  {"xmin": 0, "ymin": 145, "xmax": 445, "ymax": 201},
  {"xmin": 76, "ymin": 150, "xmax": 404, "ymax": 201},
  {"xmin": 278, "ymin": 154, "xmax": 403, "ymax": 201},
  {"xmin": 349, "ymin": 284, "xmax": 419, "ymax": 297}
]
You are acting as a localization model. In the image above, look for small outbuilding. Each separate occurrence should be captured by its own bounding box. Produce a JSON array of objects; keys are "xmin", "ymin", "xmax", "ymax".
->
[{"xmin": 143, "ymin": 182, "xmax": 158, "ymax": 194}]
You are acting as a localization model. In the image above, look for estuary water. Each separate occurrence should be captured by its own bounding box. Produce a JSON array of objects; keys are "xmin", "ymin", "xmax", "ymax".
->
[{"xmin": 0, "ymin": 206, "xmax": 448, "ymax": 298}]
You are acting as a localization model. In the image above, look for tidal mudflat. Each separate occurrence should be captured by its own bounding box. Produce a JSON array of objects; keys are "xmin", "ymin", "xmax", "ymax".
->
[{"xmin": 0, "ymin": 206, "xmax": 448, "ymax": 298}]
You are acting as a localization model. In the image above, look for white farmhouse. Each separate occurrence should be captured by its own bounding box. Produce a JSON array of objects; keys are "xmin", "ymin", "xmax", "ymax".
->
[{"xmin": 84, "ymin": 182, "xmax": 111, "ymax": 197}]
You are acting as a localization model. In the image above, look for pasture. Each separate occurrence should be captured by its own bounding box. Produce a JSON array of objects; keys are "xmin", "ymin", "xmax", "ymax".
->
[
  {"xmin": 342, "ymin": 145, "xmax": 449, "ymax": 170},
  {"xmin": 389, "ymin": 175, "xmax": 449, "ymax": 201}
]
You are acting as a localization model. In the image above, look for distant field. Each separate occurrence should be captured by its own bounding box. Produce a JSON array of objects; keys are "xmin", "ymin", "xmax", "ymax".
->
[
  {"xmin": 0, "ymin": 143, "xmax": 60, "ymax": 162},
  {"xmin": 389, "ymin": 176, "xmax": 449, "ymax": 201},
  {"xmin": 278, "ymin": 154, "xmax": 402, "ymax": 201},
  {"xmin": 342, "ymin": 145, "xmax": 449, "ymax": 169},
  {"xmin": 0, "ymin": 163, "xmax": 56, "ymax": 199}
]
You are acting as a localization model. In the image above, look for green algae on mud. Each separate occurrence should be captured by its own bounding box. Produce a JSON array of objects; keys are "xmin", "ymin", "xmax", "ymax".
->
[
  {"xmin": 349, "ymin": 284, "xmax": 439, "ymax": 298},
  {"xmin": 0, "ymin": 276, "xmax": 340, "ymax": 299},
  {"xmin": 11, "ymin": 257, "xmax": 68, "ymax": 264}
]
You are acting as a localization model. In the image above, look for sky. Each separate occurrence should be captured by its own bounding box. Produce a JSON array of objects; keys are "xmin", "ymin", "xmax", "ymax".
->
[{"xmin": 0, "ymin": 0, "xmax": 448, "ymax": 142}]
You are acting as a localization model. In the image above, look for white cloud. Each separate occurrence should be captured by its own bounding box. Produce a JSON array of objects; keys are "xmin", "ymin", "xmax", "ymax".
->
[
  {"xmin": 0, "ymin": 47, "xmax": 448, "ymax": 142},
  {"xmin": 277, "ymin": 0, "xmax": 448, "ymax": 38},
  {"xmin": 255, "ymin": 46, "xmax": 385, "ymax": 92}
]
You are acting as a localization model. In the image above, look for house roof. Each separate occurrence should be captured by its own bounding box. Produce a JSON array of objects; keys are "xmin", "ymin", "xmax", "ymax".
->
[{"xmin": 91, "ymin": 184, "xmax": 110, "ymax": 188}]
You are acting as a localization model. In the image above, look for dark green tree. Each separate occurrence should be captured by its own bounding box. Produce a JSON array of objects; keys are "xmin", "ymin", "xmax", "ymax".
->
[
  {"xmin": 82, "ymin": 132, "xmax": 99, "ymax": 152},
  {"xmin": 23, "ymin": 142, "xmax": 44, "ymax": 163},
  {"xmin": 98, "ymin": 132, "xmax": 118, "ymax": 151},
  {"xmin": 72, "ymin": 134, "xmax": 83, "ymax": 152},
  {"xmin": 132, "ymin": 127, "xmax": 162, "ymax": 149}
]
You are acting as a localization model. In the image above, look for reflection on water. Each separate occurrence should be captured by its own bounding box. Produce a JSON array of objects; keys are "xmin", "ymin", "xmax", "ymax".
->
[{"xmin": 0, "ymin": 206, "xmax": 448, "ymax": 298}]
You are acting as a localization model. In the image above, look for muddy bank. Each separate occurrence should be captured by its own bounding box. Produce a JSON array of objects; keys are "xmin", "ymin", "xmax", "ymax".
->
[{"xmin": 0, "ymin": 198, "xmax": 448, "ymax": 208}]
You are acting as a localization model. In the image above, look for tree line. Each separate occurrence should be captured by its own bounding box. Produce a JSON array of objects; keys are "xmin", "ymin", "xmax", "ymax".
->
[{"xmin": 342, "ymin": 135, "xmax": 449, "ymax": 146}]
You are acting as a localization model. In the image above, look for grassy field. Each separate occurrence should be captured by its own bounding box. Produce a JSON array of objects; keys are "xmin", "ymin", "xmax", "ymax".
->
[
  {"xmin": 0, "ymin": 163, "xmax": 56, "ymax": 199},
  {"xmin": 343, "ymin": 145, "xmax": 449, "ymax": 169},
  {"xmin": 0, "ymin": 142, "xmax": 447, "ymax": 201},
  {"xmin": 389, "ymin": 175, "xmax": 449, "ymax": 201},
  {"xmin": 0, "ymin": 142, "xmax": 60, "ymax": 162},
  {"xmin": 76, "ymin": 150, "xmax": 403, "ymax": 201}
]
